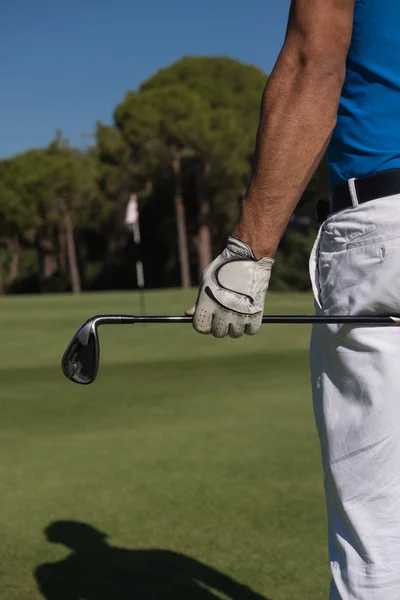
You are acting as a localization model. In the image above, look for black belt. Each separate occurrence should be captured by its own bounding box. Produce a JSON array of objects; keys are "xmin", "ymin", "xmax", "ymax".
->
[{"xmin": 317, "ymin": 169, "xmax": 400, "ymax": 224}]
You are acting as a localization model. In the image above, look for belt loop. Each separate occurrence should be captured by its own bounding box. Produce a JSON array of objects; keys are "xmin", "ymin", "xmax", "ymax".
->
[{"xmin": 348, "ymin": 178, "xmax": 359, "ymax": 208}]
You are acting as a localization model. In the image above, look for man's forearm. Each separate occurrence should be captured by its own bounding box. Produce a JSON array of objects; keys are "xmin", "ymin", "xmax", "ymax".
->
[{"xmin": 233, "ymin": 47, "xmax": 345, "ymax": 258}]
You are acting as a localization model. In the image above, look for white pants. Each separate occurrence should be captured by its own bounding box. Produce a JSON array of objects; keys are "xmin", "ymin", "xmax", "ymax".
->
[{"xmin": 309, "ymin": 192, "xmax": 400, "ymax": 599}]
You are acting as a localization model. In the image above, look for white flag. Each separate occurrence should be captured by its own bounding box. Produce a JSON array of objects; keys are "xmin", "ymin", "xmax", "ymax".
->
[{"xmin": 125, "ymin": 194, "xmax": 139, "ymax": 228}]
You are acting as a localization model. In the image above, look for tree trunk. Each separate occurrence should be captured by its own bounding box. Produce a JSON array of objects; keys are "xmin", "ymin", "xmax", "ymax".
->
[
  {"xmin": 171, "ymin": 149, "xmax": 191, "ymax": 289},
  {"xmin": 0, "ymin": 257, "xmax": 4, "ymax": 295},
  {"xmin": 196, "ymin": 161, "xmax": 213, "ymax": 277},
  {"xmin": 37, "ymin": 235, "xmax": 58, "ymax": 282},
  {"xmin": 43, "ymin": 250, "xmax": 58, "ymax": 280},
  {"xmin": 6, "ymin": 236, "xmax": 21, "ymax": 286},
  {"xmin": 42, "ymin": 240, "xmax": 57, "ymax": 281},
  {"xmin": 61, "ymin": 200, "xmax": 81, "ymax": 294},
  {"xmin": 59, "ymin": 227, "xmax": 67, "ymax": 273}
]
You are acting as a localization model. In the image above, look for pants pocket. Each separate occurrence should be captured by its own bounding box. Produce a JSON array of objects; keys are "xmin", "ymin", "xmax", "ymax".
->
[
  {"xmin": 309, "ymin": 228, "xmax": 347, "ymax": 312},
  {"xmin": 318, "ymin": 248, "xmax": 347, "ymax": 309},
  {"xmin": 309, "ymin": 226, "xmax": 324, "ymax": 310}
]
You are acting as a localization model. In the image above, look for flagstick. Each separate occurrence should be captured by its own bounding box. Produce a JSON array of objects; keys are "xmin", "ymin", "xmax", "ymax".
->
[
  {"xmin": 125, "ymin": 194, "xmax": 146, "ymax": 317},
  {"xmin": 132, "ymin": 221, "xmax": 146, "ymax": 317}
]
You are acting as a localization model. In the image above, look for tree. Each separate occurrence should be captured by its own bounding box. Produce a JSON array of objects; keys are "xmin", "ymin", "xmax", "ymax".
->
[
  {"xmin": 140, "ymin": 56, "xmax": 268, "ymax": 271},
  {"xmin": 0, "ymin": 154, "xmax": 41, "ymax": 289},
  {"xmin": 46, "ymin": 134, "xmax": 99, "ymax": 293},
  {"xmin": 141, "ymin": 55, "xmax": 266, "ymax": 157},
  {"xmin": 114, "ymin": 85, "xmax": 218, "ymax": 288},
  {"xmin": 116, "ymin": 59, "xmax": 261, "ymax": 283},
  {"xmin": 0, "ymin": 56, "xmax": 328, "ymax": 295},
  {"xmin": 2, "ymin": 137, "xmax": 100, "ymax": 293},
  {"xmin": 95, "ymin": 122, "xmax": 142, "ymax": 267}
]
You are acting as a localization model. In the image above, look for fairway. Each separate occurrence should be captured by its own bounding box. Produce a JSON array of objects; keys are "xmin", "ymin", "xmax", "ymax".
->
[{"xmin": 0, "ymin": 290, "xmax": 328, "ymax": 600}]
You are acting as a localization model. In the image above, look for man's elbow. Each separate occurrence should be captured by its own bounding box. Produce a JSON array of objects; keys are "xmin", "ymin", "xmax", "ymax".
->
[{"xmin": 296, "ymin": 44, "xmax": 347, "ymax": 90}]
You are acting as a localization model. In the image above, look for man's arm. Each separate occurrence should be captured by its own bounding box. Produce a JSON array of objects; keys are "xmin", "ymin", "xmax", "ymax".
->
[
  {"xmin": 233, "ymin": 0, "xmax": 355, "ymax": 258},
  {"xmin": 191, "ymin": 0, "xmax": 355, "ymax": 338}
]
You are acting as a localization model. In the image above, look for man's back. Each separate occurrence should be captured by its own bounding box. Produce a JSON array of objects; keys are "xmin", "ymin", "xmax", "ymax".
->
[{"xmin": 328, "ymin": 0, "xmax": 400, "ymax": 187}]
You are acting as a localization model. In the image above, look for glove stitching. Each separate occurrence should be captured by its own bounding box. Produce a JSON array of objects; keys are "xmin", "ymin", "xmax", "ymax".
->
[
  {"xmin": 212, "ymin": 259, "xmax": 255, "ymax": 305},
  {"xmin": 204, "ymin": 286, "xmax": 262, "ymax": 317}
]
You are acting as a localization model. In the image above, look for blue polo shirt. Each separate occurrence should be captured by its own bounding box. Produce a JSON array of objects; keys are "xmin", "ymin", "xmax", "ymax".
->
[{"xmin": 327, "ymin": 0, "xmax": 400, "ymax": 188}]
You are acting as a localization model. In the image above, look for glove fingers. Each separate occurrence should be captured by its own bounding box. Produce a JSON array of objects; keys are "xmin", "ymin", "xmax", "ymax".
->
[
  {"xmin": 193, "ymin": 305, "xmax": 214, "ymax": 334},
  {"xmin": 228, "ymin": 319, "xmax": 246, "ymax": 339},
  {"xmin": 192, "ymin": 239, "xmax": 273, "ymax": 339},
  {"xmin": 211, "ymin": 312, "xmax": 230, "ymax": 338},
  {"xmin": 245, "ymin": 315, "xmax": 263, "ymax": 336}
]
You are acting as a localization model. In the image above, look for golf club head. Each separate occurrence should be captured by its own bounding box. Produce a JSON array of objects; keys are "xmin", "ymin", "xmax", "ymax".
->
[{"xmin": 61, "ymin": 318, "xmax": 99, "ymax": 385}]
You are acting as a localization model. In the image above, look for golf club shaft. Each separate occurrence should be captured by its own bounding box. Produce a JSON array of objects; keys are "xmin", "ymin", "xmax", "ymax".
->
[
  {"xmin": 100, "ymin": 315, "xmax": 400, "ymax": 325},
  {"xmin": 61, "ymin": 313, "xmax": 400, "ymax": 385}
]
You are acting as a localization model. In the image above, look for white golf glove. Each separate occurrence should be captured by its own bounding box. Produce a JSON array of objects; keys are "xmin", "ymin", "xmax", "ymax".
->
[{"xmin": 190, "ymin": 236, "xmax": 274, "ymax": 338}]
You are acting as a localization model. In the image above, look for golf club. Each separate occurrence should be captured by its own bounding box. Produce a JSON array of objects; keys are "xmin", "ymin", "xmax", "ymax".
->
[{"xmin": 61, "ymin": 313, "xmax": 400, "ymax": 385}]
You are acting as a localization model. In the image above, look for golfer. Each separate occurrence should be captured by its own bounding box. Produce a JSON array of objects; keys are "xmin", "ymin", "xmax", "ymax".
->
[{"xmin": 192, "ymin": 1, "xmax": 400, "ymax": 598}]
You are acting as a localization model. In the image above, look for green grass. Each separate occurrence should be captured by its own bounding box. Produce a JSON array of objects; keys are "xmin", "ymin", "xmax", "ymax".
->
[{"xmin": 0, "ymin": 290, "xmax": 329, "ymax": 600}]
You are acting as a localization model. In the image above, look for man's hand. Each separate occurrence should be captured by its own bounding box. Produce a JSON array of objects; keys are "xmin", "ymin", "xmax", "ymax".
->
[{"xmin": 191, "ymin": 237, "xmax": 274, "ymax": 338}]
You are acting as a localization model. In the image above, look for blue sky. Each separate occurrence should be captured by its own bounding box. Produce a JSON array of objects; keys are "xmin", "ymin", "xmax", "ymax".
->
[{"xmin": 0, "ymin": 0, "xmax": 290, "ymax": 158}]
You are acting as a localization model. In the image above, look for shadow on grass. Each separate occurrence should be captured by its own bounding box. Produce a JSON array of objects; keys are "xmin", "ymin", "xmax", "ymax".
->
[{"xmin": 35, "ymin": 521, "xmax": 271, "ymax": 599}]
